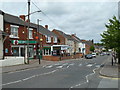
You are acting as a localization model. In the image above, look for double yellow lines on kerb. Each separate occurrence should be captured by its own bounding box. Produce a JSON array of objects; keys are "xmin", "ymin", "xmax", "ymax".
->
[{"xmin": 99, "ymin": 75, "xmax": 120, "ymax": 80}]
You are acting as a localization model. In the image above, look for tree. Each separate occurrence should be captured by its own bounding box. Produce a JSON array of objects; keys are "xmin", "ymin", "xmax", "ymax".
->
[
  {"xmin": 90, "ymin": 45, "xmax": 95, "ymax": 52},
  {"xmin": 101, "ymin": 16, "xmax": 120, "ymax": 64}
]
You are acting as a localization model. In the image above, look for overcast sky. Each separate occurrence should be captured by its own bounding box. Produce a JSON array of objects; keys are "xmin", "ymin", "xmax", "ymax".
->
[{"xmin": 0, "ymin": 0, "xmax": 118, "ymax": 43}]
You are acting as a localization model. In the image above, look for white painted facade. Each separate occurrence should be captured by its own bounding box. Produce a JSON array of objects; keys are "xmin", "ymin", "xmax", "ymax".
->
[
  {"xmin": 67, "ymin": 40, "xmax": 74, "ymax": 54},
  {"xmin": 0, "ymin": 57, "xmax": 24, "ymax": 67},
  {"xmin": 79, "ymin": 42, "xmax": 86, "ymax": 54},
  {"xmin": 0, "ymin": 14, "xmax": 3, "ymax": 59}
]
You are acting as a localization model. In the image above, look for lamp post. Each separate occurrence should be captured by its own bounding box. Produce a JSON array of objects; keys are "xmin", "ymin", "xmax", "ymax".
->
[{"xmin": 25, "ymin": 0, "xmax": 41, "ymax": 64}]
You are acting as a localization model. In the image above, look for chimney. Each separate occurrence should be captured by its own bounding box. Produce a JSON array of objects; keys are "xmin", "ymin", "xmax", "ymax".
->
[
  {"xmin": 71, "ymin": 33, "xmax": 76, "ymax": 38},
  {"xmin": 19, "ymin": 15, "xmax": 25, "ymax": 21},
  {"xmin": 45, "ymin": 25, "xmax": 48, "ymax": 29}
]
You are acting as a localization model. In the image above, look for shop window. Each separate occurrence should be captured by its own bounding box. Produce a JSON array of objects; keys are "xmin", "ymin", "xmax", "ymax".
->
[
  {"xmin": 29, "ymin": 47, "xmax": 34, "ymax": 57},
  {"xmin": 11, "ymin": 25, "xmax": 19, "ymax": 38},
  {"xmin": 12, "ymin": 47, "xmax": 19, "ymax": 56},
  {"xmin": 43, "ymin": 49, "xmax": 51, "ymax": 55}
]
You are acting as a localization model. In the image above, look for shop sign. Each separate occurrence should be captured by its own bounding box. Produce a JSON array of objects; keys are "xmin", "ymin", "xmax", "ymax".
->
[{"xmin": 11, "ymin": 40, "xmax": 37, "ymax": 44}]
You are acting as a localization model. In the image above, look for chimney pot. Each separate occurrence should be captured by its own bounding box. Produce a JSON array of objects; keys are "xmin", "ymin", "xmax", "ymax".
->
[
  {"xmin": 19, "ymin": 15, "xmax": 25, "ymax": 21},
  {"xmin": 45, "ymin": 25, "xmax": 48, "ymax": 29}
]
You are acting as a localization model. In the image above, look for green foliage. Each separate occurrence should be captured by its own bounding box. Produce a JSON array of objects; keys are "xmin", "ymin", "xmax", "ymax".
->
[
  {"xmin": 90, "ymin": 45, "xmax": 95, "ymax": 52},
  {"xmin": 101, "ymin": 16, "xmax": 120, "ymax": 64}
]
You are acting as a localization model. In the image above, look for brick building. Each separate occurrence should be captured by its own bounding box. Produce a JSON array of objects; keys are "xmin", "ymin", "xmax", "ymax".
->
[
  {"xmin": 52, "ymin": 29, "xmax": 82, "ymax": 58},
  {"xmin": 2, "ymin": 11, "xmax": 58, "ymax": 61}
]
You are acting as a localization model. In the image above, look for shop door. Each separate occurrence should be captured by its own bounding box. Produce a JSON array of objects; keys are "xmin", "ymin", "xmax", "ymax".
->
[{"xmin": 21, "ymin": 47, "xmax": 25, "ymax": 57}]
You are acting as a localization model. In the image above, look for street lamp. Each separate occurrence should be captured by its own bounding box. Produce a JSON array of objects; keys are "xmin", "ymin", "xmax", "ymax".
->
[
  {"xmin": 25, "ymin": 10, "xmax": 41, "ymax": 17},
  {"xmin": 23, "ymin": 10, "xmax": 41, "ymax": 64},
  {"xmin": 26, "ymin": 0, "xmax": 41, "ymax": 64}
]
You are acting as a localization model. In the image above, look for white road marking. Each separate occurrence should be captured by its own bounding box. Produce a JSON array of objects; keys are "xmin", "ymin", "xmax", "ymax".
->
[
  {"xmin": 86, "ymin": 64, "xmax": 93, "ymax": 67},
  {"xmin": 67, "ymin": 66, "xmax": 70, "ymax": 68},
  {"xmin": 56, "ymin": 66, "xmax": 63, "ymax": 68},
  {"xmin": 1, "ymin": 69, "xmax": 58, "ymax": 86},
  {"xmin": 1, "ymin": 80, "xmax": 22, "ymax": 86},
  {"xmin": 45, "ymin": 65, "xmax": 53, "ymax": 68},
  {"xmin": 70, "ymin": 67, "xmax": 100, "ymax": 88},
  {"xmin": 79, "ymin": 64, "xmax": 82, "ymax": 66}
]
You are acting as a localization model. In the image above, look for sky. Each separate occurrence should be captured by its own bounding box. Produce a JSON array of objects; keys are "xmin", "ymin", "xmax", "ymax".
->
[{"xmin": 0, "ymin": 0, "xmax": 119, "ymax": 43}]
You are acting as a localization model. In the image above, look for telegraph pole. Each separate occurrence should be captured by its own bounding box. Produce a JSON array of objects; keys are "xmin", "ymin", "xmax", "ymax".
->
[{"xmin": 27, "ymin": 0, "xmax": 30, "ymax": 64}]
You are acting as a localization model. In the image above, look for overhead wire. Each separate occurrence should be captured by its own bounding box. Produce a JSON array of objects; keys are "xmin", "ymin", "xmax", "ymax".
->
[{"xmin": 31, "ymin": 1, "xmax": 65, "ymax": 30}]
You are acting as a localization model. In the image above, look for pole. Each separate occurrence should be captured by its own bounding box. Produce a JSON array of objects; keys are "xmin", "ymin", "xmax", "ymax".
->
[
  {"xmin": 37, "ymin": 19, "xmax": 40, "ymax": 64},
  {"xmin": 27, "ymin": 0, "xmax": 30, "ymax": 64}
]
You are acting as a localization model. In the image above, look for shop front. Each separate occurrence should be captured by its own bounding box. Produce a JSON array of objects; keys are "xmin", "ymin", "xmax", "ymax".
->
[
  {"xmin": 11, "ymin": 40, "xmax": 37, "ymax": 59},
  {"xmin": 52, "ymin": 45, "xmax": 71, "ymax": 56}
]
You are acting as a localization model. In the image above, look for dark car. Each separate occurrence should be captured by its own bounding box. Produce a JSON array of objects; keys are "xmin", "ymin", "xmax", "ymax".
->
[{"xmin": 85, "ymin": 54, "xmax": 93, "ymax": 59}]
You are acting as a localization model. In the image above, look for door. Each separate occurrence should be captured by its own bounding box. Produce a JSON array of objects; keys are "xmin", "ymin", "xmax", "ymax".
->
[{"xmin": 21, "ymin": 47, "xmax": 25, "ymax": 57}]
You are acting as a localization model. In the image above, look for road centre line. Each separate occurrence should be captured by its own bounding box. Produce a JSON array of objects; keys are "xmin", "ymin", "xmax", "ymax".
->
[
  {"xmin": 1, "ymin": 69, "xmax": 58, "ymax": 86},
  {"xmin": 70, "ymin": 67, "xmax": 99, "ymax": 88}
]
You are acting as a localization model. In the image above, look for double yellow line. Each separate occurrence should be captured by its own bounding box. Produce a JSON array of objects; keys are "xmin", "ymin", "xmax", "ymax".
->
[{"xmin": 99, "ymin": 75, "xmax": 120, "ymax": 80}]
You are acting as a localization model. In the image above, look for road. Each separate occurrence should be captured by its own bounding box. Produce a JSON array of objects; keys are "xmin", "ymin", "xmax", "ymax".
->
[{"xmin": 2, "ymin": 55, "xmax": 111, "ymax": 88}]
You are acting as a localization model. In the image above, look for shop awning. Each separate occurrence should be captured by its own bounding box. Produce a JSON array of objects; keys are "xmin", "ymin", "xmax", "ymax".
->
[{"xmin": 52, "ymin": 45, "xmax": 71, "ymax": 50}]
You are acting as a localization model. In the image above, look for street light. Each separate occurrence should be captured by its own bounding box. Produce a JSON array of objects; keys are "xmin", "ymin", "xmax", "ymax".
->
[
  {"xmin": 25, "ymin": 0, "xmax": 41, "ymax": 64},
  {"xmin": 25, "ymin": 10, "xmax": 41, "ymax": 17},
  {"xmin": 23, "ymin": 10, "xmax": 41, "ymax": 64}
]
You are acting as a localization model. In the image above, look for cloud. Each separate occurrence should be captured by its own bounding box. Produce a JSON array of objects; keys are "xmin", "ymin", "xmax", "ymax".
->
[{"xmin": 1, "ymin": 1, "xmax": 118, "ymax": 43}]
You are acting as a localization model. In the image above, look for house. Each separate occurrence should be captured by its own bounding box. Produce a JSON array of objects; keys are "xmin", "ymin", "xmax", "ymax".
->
[
  {"xmin": 52, "ymin": 29, "xmax": 82, "ymax": 59},
  {"xmin": 2, "ymin": 11, "xmax": 58, "ymax": 62},
  {"xmin": 81, "ymin": 40, "xmax": 94, "ymax": 54},
  {"xmin": 52, "ymin": 29, "xmax": 75, "ymax": 55},
  {"xmin": 71, "ymin": 34, "xmax": 94, "ymax": 55}
]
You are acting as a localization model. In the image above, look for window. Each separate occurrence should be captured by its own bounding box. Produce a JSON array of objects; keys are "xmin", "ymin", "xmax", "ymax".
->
[
  {"xmin": 53, "ymin": 37, "xmax": 57, "ymax": 43},
  {"xmin": 11, "ymin": 25, "xmax": 19, "ymax": 38},
  {"xmin": 29, "ymin": 28, "xmax": 33, "ymax": 39},
  {"xmin": 46, "ymin": 36, "xmax": 51, "ymax": 43},
  {"xmin": 12, "ymin": 47, "xmax": 19, "ymax": 56},
  {"xmin": 43, "ymin": 49, "xmax": 51, "ymax": 55}
]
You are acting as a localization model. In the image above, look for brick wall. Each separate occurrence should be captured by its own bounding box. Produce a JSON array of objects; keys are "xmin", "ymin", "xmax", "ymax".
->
[
  {"xmin": 52, "ymin": 30, "xmax": 65, "ymax": 45},
  {"xmin": 43, "ymin": 56, "xmax": 60, "ymax": 61}
]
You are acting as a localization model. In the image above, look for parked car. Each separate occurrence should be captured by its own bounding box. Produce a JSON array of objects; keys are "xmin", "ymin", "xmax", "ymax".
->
[
  {"xmin": 100, "ymin": 53, "xmax": 104, "ymax": 56},
  {"xmin": 92, "ymin": 53, "xmax": 96, "ymax": 57},
  {"xmin": 85, "ymin": 54, "xmax": 93, "ymax": 59}
]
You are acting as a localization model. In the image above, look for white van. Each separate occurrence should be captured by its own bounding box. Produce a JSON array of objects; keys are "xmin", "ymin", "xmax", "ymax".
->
[{"xmin": 92, "ymin": 53, "xmax": 96, "ymax": 57}]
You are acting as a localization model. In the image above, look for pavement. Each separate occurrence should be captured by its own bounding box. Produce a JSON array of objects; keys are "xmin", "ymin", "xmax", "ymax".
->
[
  {"xmin": 1, "ymin": 59, "xmax": 59, "ymax": 73},
  {"xmin": 98, "ymin": 57, "xmax": 119, "ymax": 88},
  {"xmin": 99, "ymin": 58, "xmax": 119, "ymax": 78},
  {"xmin": 1, "ymin": 58, "xmax": 79, "ymax": 73}
]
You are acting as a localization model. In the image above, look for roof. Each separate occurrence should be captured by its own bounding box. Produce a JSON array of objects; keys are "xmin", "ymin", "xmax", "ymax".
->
[
  {"xmin": 0, "ymin": 10, "xmax": 4, "ymax": 15},
  {"xmin": 53, "ymin": 29, "xmax": 78, "ymax": 42},
  {"xmin": 3, "ymin": 11, "xmax": 57, "ymax": 37},
  {"xmin": 38, "ymin": 25, "xmax": 57, "ymax": 37},
  {"xmin": 84, "ymin": 40, "xmax": 93, "ymax": 46}
]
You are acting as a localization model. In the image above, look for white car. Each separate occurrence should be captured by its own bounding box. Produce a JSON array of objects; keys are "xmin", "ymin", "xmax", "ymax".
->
[{"xmin": 92, "ymin": 53, "xmax": 96, "ymax": 57}]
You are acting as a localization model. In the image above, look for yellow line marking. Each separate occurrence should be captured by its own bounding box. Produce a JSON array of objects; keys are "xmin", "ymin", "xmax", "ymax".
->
[{"xmin": 99, "ymin": 75, "xmax": 120, "ymax": 80}]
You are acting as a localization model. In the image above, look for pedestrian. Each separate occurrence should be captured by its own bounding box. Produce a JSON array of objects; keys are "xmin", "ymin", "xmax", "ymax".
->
[{"xmin": 112, "ymin": 57, "xmax": 113, "ymax": 66}]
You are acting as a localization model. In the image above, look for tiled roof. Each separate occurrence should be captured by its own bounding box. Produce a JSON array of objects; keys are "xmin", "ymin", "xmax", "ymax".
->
[
  {"xmin": 53, "ymin": 29, "xmax": 78, "ymax": 42},
  {"xmin": 3, "ymin": 10, "xmax": 57, "ymax": 37}
]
